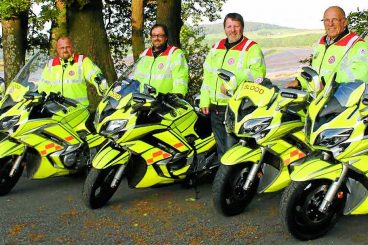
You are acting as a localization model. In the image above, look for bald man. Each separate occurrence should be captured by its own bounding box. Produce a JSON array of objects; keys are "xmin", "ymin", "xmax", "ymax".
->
[
  {"xmin": 39, "ymin": 36, "xmax": 107, "ymax": 107},
  {"xmin": 286, "ymin": 6, "xmax": 368, "ymax": 89}
]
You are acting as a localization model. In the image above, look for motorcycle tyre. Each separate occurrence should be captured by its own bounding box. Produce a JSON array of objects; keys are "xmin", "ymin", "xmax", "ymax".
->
[
  {"xmin": 212, "ymin": 164, "xmax": 259, "ymax": 216},
  {"xmin": 0, "ymin": 157, "xmax": 24, "ymax": 196},
  {"xmin": 83, "ymin": 166, "xmax": 123, "ymax": 209},
  {"xmin": 280, "ymin": 180, "xmax": 345, "ymax": 241}
]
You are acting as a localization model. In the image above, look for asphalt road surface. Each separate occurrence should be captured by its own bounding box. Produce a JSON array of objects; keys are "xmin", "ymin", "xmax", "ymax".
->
[{"xmin": 1, "ymin": 174, "xmax": 367, "ymax": 244}]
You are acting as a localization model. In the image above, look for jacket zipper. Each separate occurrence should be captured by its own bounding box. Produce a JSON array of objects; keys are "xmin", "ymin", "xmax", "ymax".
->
[{"xmin": 214, "ymin": 49, "xmax": 229, "ymax": 105}]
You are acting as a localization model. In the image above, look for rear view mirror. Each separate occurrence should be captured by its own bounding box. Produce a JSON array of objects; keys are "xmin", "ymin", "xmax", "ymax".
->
[
  {"xmin": 279, "ymin": 88, "xmax": 308, "ymax": 104},
  {"xmin": 143, "ymin": 84, "xmax": 156, "ymax": 95},
  {"xmin": 218, "ymin": 69, "xmax": 236, "ymax": 96},
  {"xmin": 299, "ymin": 67, "xmax": 320, "ymax": 99},
  {"xmin": 218, "ymin": 69, "xmax": 235, "ymax": 82}
]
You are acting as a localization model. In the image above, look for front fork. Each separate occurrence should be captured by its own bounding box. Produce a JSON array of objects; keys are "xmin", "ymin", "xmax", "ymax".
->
[
  {"xmin": 319, "ymin": 163, "xmax": 348, "ymax": 213},
  {"xmin": 243, "ymin": 147, "xmax": 265, "ymax": 190},
  {"xmin": 111, "ymin": 165, "xmax": 126, "ymax": 188},
  {"xmin": 9, "ymin": 147, "xmax": 27, "ymax": 177}
]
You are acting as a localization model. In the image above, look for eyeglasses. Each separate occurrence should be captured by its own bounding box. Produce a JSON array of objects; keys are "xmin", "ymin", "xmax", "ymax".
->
[
  {"xmin": 151, "ymin": 34, "xmax": 166, "ymax": 39},
  {"xmin": 321, "ymin": 18, "xmax": 345, "ymax": 24}
]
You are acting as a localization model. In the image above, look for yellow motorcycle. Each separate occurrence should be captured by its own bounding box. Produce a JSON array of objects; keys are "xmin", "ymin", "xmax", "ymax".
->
[
  {"xmin": 280, "ymin": 76, "xmax": 368, "ymax": 240},
  {"xmin": 213, "ymin": 68, "xmax": 319, "ymax": 216},
  {"xmin": 83, "ymin": 78, "xmax": 217, "ymax": 209},
  {"xmin": 0, "ymin": 52, "xmax": 105, "ymax": 195}
]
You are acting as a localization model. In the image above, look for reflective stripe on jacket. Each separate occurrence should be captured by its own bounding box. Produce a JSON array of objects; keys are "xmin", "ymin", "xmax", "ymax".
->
[
  {"xmin": 38, "ymin": 54, "xmax": 103, "ymax": 106},
  {"xmin": 312, "ymin": 32, "xmax": 368, "ymax": 84},
  {"xmin": 200, "ymin": 36, "xmax": 266, "ymax": 108},
  {"xmin": 133, "ymin": 45, "xmax": 189, "ymax": 96}
]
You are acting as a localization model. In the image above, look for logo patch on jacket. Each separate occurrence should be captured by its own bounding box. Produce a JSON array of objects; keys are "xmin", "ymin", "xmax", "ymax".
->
[
  {"xmin": 227, "ymin": 58, "xmax": 235, "ymax": 65},
  {"xmin": 158, "ymin": 63, "xmax": 164, "ymax": 69},
  {"xmin": 360, "ymin": 48, "xmax": 366, "ymax": 55},
  {"xmin": 69, "ymin": 70, "xmax": 75, "ymax": 76},
  {"xmin": 328, "ymin": 55, "xmax": 335, "ymax": 64}
]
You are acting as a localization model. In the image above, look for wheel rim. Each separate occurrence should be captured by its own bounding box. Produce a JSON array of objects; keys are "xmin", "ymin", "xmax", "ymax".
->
[
  {"xmin": 92, "ymin": 167, "xmax": 119, "ymax": 199},
  {"xmin": 225, "ymin": 168, "xmax": 249, "ymax": 205},
  {"xmin": 295, "ymin": 182, "xmax": 340, "ymax": 227},
  {"xmin": 0, "ymin": 158, "xmax": 14, "ymax": 186}
]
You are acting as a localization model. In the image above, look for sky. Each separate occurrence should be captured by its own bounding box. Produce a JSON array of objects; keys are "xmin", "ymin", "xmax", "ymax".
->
[{"xmin": 214, "ymin": 0, "xmax": 368, "ymax": 29}]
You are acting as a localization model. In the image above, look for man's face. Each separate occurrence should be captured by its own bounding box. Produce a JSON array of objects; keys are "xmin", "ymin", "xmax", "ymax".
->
[
  {"xmin": 56, "ymin": 38, "xmax": 74, "ymax": 60},
  {"xmin": 151, "ymin": 27, "xmax": 168, "ymax": 50},
  {"xmin": 323, "ymin": 7, "xmax": 347, "ymax": 39},
  {"xmin": 224, "ymin": 18, "xmax": 243, "ymax": 43}
]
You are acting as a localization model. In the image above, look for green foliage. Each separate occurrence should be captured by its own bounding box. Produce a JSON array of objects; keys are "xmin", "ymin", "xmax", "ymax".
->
[
  {"xmin": 348, "ymin": 8, "xmax": 367, "ymax": 36},
  {"xmin": 0, "ymin": 0, "xmax": 31, "ymax": 19},
  {"xmin": 182, "ymin": 0, "xmax": 226, "ymax": 24},
  {"xmin": 180, "ymin": 25, "xmax": 209, "ymax": 102},
  {"xmin": 102, "ymin": 0, "xmax": 156, "ymax": 73}
]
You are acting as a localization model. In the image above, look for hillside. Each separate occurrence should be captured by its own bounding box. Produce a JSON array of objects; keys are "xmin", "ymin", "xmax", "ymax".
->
[{"xmin": 202, "ymin": 22, "xmax": 323, "ymax": 48}]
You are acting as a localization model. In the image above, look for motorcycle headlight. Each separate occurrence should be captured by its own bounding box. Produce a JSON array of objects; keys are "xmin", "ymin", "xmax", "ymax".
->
[
  {"xmin": 101, "ymin": 119, "xmax": 128, "ymax": 136},
  {"xmin": 0, "ymin": 115, "xmax": 20, "ymax": 131},
  {"xmin": 240, "ymin": 117, "xmax": 272, "ymax": 135},
  {"xmin": 315, "ymin": 128, "xmax": 353, "ymax": 148},
  {"xmin": 225, "ymin": 106, "xmax": 235, "ymax": 133}
]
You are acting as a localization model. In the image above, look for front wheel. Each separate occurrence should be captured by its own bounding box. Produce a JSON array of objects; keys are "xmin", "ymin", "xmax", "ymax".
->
[
  {"xmin": 212, "ymin": 164, "xmax": 259, "ymax": 216},
  {"xmin": 0, "ymin": 157, "xmax": 24, "ymax": 196},
  {"xmin": 82, "ymin": 165, "xmax": 124, "ymax": 209},
  {"xmin": 280, "ymin": 180, "xmax": 346, "ymax": 240}
]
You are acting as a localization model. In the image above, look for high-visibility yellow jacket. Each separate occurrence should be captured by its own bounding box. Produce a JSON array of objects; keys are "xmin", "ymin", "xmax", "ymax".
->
[
  {"xmin": 133, "ymin": 45, "xmax": 189, "ymax": 96},
  {"xmin": 38, "ymin": 54, "xmax": 104, "ymax": 106},
  {"xmin": 312, "ymin": 32, "xmax": 368, "ymax": 84},
  {"xmin": 200, "ymin": 36, "xmax": 266, "ymax": 107}
]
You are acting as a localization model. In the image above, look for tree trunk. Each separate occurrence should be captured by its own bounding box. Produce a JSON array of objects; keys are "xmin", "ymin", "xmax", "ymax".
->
[
  {"xmin": 1, "ymin": 14, "xmax": 28, "ymax": 84},
  {"xmin": 68, "ymin": 0, "xmax": 117, "ymax": 109},
  {"xmin": 131, "ymin": 0, "xmax": 145, "ymax": 61},
  {"xmin": 156, "ymin": 0, "xmax": 182, "ymax": 47},
  {"xmin": 49, "ymin": 0, "xmax": 68, "ymax": 56}
]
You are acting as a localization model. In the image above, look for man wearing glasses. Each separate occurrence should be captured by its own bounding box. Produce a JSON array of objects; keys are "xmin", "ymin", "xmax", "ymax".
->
[
  {"xmin": 287, "ymin": 6, "xmax": 368, "ymax": 88},
  {"xmin": 133, "ymin": 23, "xmax": 189, "ymax": 97}
]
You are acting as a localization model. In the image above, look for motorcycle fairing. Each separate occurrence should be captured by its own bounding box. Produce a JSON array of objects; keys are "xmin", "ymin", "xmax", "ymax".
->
[{"xmin": 290, "ymin": 158, "xmax": 342, "ymax": 181}]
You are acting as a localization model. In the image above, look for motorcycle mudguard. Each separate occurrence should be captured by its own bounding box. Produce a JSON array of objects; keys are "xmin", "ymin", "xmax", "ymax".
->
[
  {"xmin": 0, "ymin": 139, "xmax": 25, "ymax": 158},
  {"xmin": 290, "ymin": 158, "xmax": 342, "ymax": 181},
  {"xmin": 221, "ymin": 145, "xmax": 261, "ymax": 165},
  {"xmin": 92, "ymin": 143, "xmax": 129, "ymax": 169},
  {"xmin": 86, "ymin": 134, "xmax": 106, "ymax": 148}
]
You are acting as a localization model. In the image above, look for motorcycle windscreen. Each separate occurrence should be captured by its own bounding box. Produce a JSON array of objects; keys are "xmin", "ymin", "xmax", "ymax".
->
[
  {"xmin": 5, "ymin": 52, "xmax": 48, "ymax": 102},
  {"xmin": 333, "ymin": 81, "xmax": 365, "ymax": 107},
  {"xmin": 106, "ymin": 79, "xmax": 140, "ymax": 109}
]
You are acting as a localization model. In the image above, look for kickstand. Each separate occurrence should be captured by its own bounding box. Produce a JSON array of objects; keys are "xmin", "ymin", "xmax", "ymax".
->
[{"xmin": 194, "ymin": 184, "xmax": 200, "ymax": 200}]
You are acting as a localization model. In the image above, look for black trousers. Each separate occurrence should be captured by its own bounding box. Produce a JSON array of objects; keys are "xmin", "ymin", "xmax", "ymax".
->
[{"xmin": 210, "ymin": 104, "xmax": 238, "ymax": 161}]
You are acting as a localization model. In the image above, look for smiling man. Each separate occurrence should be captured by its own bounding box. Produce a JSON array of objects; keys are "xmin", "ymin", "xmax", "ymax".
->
[
  {"xmin": 287, "ymin": 6, "xmax": 368, "ymax": 89},
  {"xmin": 133, "ymin": 23, "xmax": 189, "ymax": 97},
  {"xmin": 199, "ymin": 13, "xmax": 266, "ymax": 159},
  {"xmin": 313, "ymin": 6, "xmax": 368, "ymax": 84}
]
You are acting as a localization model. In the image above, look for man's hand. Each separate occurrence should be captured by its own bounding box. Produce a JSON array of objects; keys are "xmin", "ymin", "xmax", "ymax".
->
[
  {"xmin": 284, "ymin": 80, "xmax": 299, "ymax": 88},
  {"xmin": 220, "ymin": 83, "xmax": 227, "ymax": 95},
  {"xmin": 201, "ymin": 107, "xmax": 209, "ymax": 115}
]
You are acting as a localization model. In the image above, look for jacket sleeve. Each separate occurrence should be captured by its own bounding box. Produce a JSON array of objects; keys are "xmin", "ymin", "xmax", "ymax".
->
[
  {"xmin": 349, "ymin": 41, "xmax": 368, "ymax": 83},
  {"xmin": 199, "ymin": 50, "xmax": 213, "ymax": 108},
  {"xmin": 237, "ymin": 44, "xmax": 266, "ymax": 84},
  {"xmin": 170, "ymin": 49, "xmax": 189, "ymax": 96},
  {"xmin": 38, "ymin": 64, "xmax": 51, "ymax": 94},
  {"xmin": 82, "ymin": 57, "xmax": 106, "ymax": 95}
]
